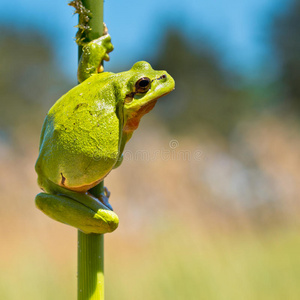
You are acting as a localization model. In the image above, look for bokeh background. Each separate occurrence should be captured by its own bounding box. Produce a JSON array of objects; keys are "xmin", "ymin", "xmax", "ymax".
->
[{"xmin": 1, "ymin": 0, "xmax": 300, "ymax": 299}]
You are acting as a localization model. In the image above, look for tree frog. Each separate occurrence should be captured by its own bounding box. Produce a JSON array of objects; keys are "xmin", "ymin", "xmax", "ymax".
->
[{"xmin": 35, "ymin": 34, "xmax": 175, "ymax": 234}]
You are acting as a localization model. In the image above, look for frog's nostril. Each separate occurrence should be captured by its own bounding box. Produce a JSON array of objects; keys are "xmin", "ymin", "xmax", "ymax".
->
[{"xmin": 153, "ymin": 74, "xmax": 167, "ymax": 82}]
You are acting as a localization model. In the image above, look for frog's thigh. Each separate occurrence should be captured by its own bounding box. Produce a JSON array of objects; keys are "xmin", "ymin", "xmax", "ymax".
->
[{"xmin": 35, "ymin": 193, "xmax": 118, "ymax": 234}]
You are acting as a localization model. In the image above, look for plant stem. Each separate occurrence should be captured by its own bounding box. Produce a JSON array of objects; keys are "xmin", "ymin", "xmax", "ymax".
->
[
  {"xmin": 78, "ymin": 230, "xmax": 104, "ymax": 300},
  {"xmin": 77, "ymin": 1, "xmax": 104, "ymax": 299},
  {"xmin": 82, "ymin": 0, "xmax": 104, "ymax": 42}
]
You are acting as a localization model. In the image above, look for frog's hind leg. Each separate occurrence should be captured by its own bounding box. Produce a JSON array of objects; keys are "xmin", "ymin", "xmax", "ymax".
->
[{"xmin": 35, "ymin": 192, "xmax": 119, "ymax": 234}]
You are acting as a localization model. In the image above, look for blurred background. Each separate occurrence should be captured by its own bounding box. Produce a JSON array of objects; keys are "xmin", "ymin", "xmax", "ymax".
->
[{"xmin": 1, "ymin": 0, "xmax": 300, "ymax": 299}]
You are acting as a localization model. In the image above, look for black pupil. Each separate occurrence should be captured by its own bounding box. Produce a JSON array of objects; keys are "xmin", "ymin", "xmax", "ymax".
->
[{"xmin": 139, "ymin": 80, "xmax": 149, "ymax": 87}]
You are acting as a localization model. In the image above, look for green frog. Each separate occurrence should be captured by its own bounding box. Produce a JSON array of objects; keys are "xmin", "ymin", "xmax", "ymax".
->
[{"xmin": 35, "ymin": 34, "xmax": 175, "ymax": 234}]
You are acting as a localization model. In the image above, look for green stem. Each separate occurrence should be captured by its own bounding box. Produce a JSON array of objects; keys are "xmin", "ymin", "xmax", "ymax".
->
[
  {"xmin": 77, "ymin": 1, "xmax": 104, "ymax": 299},
  {"xmin": 82, "ymin": 0, "xmax": 104, "ymax": 42},
  {"xmin": 78, "ymin": 230, "xmax": 104, "ymax": 300}
]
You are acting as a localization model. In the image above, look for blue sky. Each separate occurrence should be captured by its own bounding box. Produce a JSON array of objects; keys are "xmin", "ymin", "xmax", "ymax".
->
[{"xmin": 1, "ymin": 0, "xmax": 291, "ymax": 81}]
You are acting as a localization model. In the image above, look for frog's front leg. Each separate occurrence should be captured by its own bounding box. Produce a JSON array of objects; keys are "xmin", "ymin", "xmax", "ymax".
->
[
  {"xmin": 35, "ymin": 188, "xmax": 119, "ymax": 234},
  {"xmin": 78, "ymin": 34, "xmax": 114, "ymax": 83}
]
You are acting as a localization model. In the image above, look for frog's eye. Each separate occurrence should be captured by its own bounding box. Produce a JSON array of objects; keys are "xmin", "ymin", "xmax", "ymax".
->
[{"xmin": 135, "ymin": 77, "xmax": 151, "ymax": 93}]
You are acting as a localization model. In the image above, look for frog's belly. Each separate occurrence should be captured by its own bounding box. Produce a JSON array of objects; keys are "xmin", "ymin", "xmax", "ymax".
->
[
  {"xmin": 59, "ymin": 175, "xmax": 106, "ymax": 193},
  {"xmin": 51, "ymin": 153, "xmax": 117, "ymax": 192}
]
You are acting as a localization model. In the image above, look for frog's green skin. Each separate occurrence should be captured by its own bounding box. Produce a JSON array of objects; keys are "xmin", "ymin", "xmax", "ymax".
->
[{"xmin": 35, "ymin": 34, "xmax": 175, "ymax": 234}]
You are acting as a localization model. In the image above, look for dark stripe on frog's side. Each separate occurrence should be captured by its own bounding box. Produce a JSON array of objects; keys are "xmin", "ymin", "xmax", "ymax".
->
[{"xmin": 61, "ymin": 173, "xmax": 66, "ymax": 185}]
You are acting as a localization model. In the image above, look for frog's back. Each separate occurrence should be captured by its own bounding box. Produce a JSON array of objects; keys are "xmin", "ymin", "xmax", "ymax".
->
[{"xmin": 36, "ymin": 73, "xmax": 122, "ymax": 191}]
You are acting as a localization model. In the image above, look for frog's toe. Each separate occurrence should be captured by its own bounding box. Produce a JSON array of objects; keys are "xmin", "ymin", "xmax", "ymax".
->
[
  {"xmin": 98, "ymin": 65, "xmax": 104, "ymax": 73},
  {"xmin": 100, "ymin": 195, "xmax": 113, "ymax": 211},
  {"xmin": 103, "ymin": 53, "xmax": 110, "ymax": 61},
  {"xmin": 104, "ymin": 186, "xmax": 111, "ymax": 198},
  {"xmin": 104, "ymin": 201, "xmax": 113, "ymax": 211},
  {"xmin": 103, "ymin": 22, "xmax": 108, "ymax": 35},
  {"xmin": 105, "ymin": 43, "xmax": 114, "ymax": 54}
]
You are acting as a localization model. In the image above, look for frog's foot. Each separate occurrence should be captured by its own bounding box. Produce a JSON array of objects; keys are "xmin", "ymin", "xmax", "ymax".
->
[
  {"xmin": 78, "ymin": 33, "xmax": 114, "ymax": 82},
  {"xmin": 98, "ymin": 186, "xmax": 113, "ymax": 211},
  {"xmin": 94, "ymin": 34, "xmax": 114, "ymax": 73},
  {"xmin": 86, "ymin": 186, "xmax": 113, "ymax": 211}
]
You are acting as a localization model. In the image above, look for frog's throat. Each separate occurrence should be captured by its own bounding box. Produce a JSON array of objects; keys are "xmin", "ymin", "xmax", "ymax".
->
[
  {"xmin": 123, "ymin": 90, "xmax": 172, "ymax": 133},
  {"xmin": 123, "ymin": 100, "xmax": 158, "ymax": 133}
]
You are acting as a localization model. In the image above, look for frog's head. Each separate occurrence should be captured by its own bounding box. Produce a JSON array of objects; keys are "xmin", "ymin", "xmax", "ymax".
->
[{"xmin": 121, "ymin": 61, "xmax": 175, "ymax": 133}]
